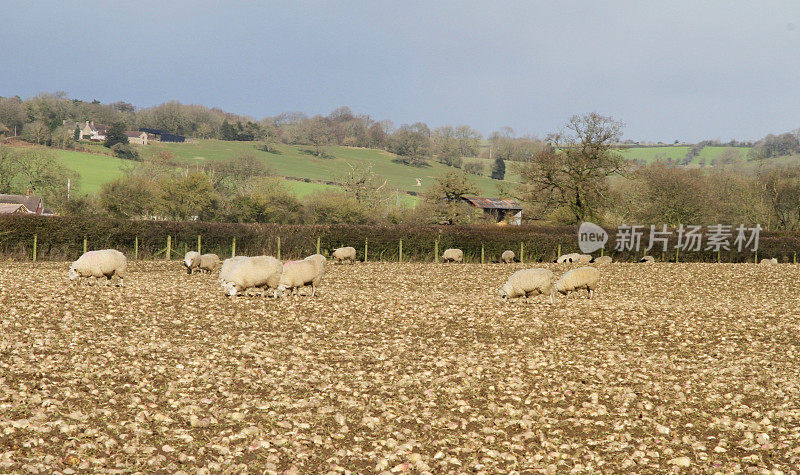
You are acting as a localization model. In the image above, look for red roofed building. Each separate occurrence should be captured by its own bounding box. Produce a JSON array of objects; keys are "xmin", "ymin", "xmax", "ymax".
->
[{"xmin": 0, "ymin": 194, "xmax": 44, "ymax": 214}]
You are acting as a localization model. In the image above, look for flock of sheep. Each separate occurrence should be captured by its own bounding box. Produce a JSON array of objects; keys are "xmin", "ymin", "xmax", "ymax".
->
[
  {"xmin": 66, "ymin": 245, "xmax": 610, "ymax": 303},
  {"xmin": 66, "ymin": 245, "xmax": 783, "ymax": 305}
]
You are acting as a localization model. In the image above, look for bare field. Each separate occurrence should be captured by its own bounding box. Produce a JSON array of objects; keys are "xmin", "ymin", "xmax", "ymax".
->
[{"xmin": 1, "ymin": 261, "xmax": 800, "ymax": 473}]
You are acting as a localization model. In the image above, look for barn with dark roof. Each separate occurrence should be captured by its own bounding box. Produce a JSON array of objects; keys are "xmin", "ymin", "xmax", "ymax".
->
[{"xmin": 461, "ymin": 196, "xmax": 522, "ymax": 225}]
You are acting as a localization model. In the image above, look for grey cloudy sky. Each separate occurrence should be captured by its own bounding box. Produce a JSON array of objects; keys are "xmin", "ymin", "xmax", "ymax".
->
[{"xmin": 2, "ymin": 1, "xmax": 799, "ymax": 141}]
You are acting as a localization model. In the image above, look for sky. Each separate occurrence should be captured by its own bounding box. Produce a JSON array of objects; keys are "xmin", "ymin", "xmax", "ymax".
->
[{"xmin": 2, "ymin": 0, "xmax": 799, "ymax": 142}]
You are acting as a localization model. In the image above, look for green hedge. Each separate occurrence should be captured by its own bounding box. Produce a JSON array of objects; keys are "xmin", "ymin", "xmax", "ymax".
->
[{"xmin": 1, "ymin": 215, "xmax": 798, "ymax": 263}]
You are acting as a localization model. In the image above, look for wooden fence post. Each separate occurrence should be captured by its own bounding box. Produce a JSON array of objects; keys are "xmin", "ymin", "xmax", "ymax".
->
[
  {"xmin": 364, "ymin": 238, "xmax": 368, "ymax": 263},
  {"xmin": 717, "ymin": 249, "xmax": 721, "ymax": 263},
  {"xmin": 675, "ymin": 247, "xmax": 679, "ymax": 263},
  {"xmin": 32, "ymin": 234, "xmax": 37, "ymax": 262},
  {"xmin": 434, "ymin": 240, "xmax": 439, "ymax": 263},
  {"xmin": 134, "ymin": 236, "xmax": 139, "ymax": 260},
  {"xmin": 197, "ymin": 235, "xmax": 202, "ymax": 254},
  {"xmin": 600, "ymin": 247, "xmax": 604, "ymax": 257},
  {"xmin": 399, "ymin": 239, "xmax": 403, "ymax": 263},
  {"xmin": 794, "ymin": 252, "xmax": 797, "ymax": 264},
  {"xmin": 481, "ymin": 243, "xmax": 485, "ymax": 264},
  {"xmin": 754, "ymin": 250, "xmax": 758, "ymax": 263},
  {"xmin": 166, "ymin": 235, "xmax": 171, "ymax": 260},
  {"xmin": 316, "ymin": 236, "xmax": 321, "ymax": 255},
  {"xmin": 277, "ymin": 236, "xmax": 281, "ymax": 260},
  {"xmin": 231, "ymin": 237, "xmax": 236, "ymax": 257},
  {"xmin": 83, "ymin": 236, "xmax": 87, "ymax": 254},
  {"xmin": 557, "ymin": 243, "xmax": 561, "ymax": 260},
  {"xmin": 520, "ymin": 242, "xmax": 524, "ymax": 263}
]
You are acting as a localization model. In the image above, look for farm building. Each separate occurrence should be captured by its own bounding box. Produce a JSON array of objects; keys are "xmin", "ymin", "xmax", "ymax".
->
[
  {"xmin": 0, "ymin": 203, "xmax": 31, "ymax": 214},
  {"xmin": 0, "ymin": 194, "xmax": 44, "ymax": 214},
  {"xmin": 124, "ymin": 131, "xmax": 149, "ymax": 145},
  {"xmin": 139, "ymin": 128, "xmax": 186, "ymax": 143},
  {"xmin": 461, "ymin": 196, "xmax": 523, "ymax": 225}
]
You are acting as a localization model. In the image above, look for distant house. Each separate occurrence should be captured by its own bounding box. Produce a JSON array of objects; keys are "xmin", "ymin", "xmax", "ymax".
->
[
  {"xmin": 124, "ymin": 131, "xmax": 149, "ymax": 145},
  {"xmin": 0, "ymin": 203, "xmax": 31, "ymax": 214},
  {"xmin": 78, "ymin": 121, "xmax": 109, "ymax": 141},
  {"xmin": 0, "ymin": 194, "xmax": 45, "ymax": 215},
  {"xmin": 461, "ymin": 196, "xmax": 523, "ymax": 225}
]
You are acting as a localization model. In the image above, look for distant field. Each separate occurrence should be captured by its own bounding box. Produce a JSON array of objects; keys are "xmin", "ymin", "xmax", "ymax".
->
[
  {"xmin": 14, "ymin": 142, "xmax": 763, "ymax": 199},
  {"xmin": 55, "ymin": 149, "xmax": 130, "ymax": 193},
  {"xmin": 620, "ymin": 145, "xmax": 752, "ymax": 165},
  {"xmin": 285, "ymin": 180, "xmax": 340, "ymax": 197},
  {"xmin": 145, "ymin": 140, "xmax": 509, "ymax": 196},
  {"xmin": 620, "ymin": 146, "xmax": 691, "ymax": 163}
]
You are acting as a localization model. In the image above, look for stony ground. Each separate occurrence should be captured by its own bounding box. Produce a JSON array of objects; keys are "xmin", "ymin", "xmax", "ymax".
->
[{"xmin": 1, "ymin": 260, "xmax": 799, "ymax": 473}]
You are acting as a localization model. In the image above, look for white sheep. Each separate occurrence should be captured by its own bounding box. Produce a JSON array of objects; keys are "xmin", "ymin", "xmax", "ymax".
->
[
  {"xmin": 592, "ymin": 255, "xmax": 613, "ymax": 265},
  {"xmin": 555, "ymin": 266, "xmax": 600, "ymax": 299},
  {"xmin": 556, "ymin": 253, "xmax": 581, "ymax": 264},
  {"xmin": 304, "ymin": 253, "xmax": 327, "ymax": 267},
  {"xmin": 221, "ymin": 256, "xmax": 283, "ymax": 297},
  {"xmin": 277, "ymin": 257, "xmax": 325, "ymax": 297},
  {"xmin": 499, "ymin": 268, "xmax": 555, "ymax": 304},
  {"xmin": 218, "ymin": 256, "xmax": 249, "ymax": 283},
  {"xmin": 69, "ymin": 249, "xmax": 128, "ymax": 286},
  {"xmin": 190, "ymin": 253, "xmax": 220, "ymax": 273},
  {"xmin": 332, "ymin": 246, "xmax": 356, "ymax": 264},
  {"xmin": 442, "ymin": 248, "xmax": 463, "ymax": 263},
  {"xmin": 639, "ymin": 255, "xmax": 655, "ymax": 264},
  {"xmin": 184, "ymin": 251, "xmax": 200, "ymax": 274},
  {"xmin": 576, "ymin": 254, "xmax": 592, "ymax": 264},
  {"xmin": 760, "ymin": 258, "xmax": 778, "ymax": 265},
  {"xmin": 501, "ymin": 250, "xmax": 515, "ymax": 263}
]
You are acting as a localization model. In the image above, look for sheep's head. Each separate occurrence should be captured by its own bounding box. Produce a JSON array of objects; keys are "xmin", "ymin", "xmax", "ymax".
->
[
  {"xmin": 276, "ymin": 284, "xmax": 290, "ymax": 298},
  {"xmin": 222, "ymin": 281, "xmax": 238, "ymax": 297},
  {"xmin": 499, "ymin": 283, "xmax": 512, "ymax": 301},
  {"xmin": 68, "ymin": 266, "xmax": 79, "ymax": 281}
]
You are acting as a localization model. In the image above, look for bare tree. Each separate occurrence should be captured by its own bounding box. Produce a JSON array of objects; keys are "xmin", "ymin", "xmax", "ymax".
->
[{"xmin": 519, "ymin": 113, "xmax": 627, "ymax": 223}]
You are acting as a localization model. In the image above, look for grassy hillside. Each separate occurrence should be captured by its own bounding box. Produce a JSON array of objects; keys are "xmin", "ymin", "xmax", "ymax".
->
[
  {"xmin": 31, "ymin": 141, "xmax": 761, "ymax": 199},
  {"xmin": 145, "ymin": 140, "xmax": 509, "ymax": 196},
  {"xmin": 620, "ymin": 146, "xmax": 691, "ymax": 163},
  {"xmin": 620, "ymin": 145, "xmax": 752, "ymax": 165},
  {"xmin": 55, "ymin": 150, "xmax": 130, "ymax": 193}
]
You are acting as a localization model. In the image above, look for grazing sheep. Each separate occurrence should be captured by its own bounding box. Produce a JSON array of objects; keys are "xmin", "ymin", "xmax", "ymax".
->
[
  {"xmin": 277, "ymin": 258, "xmax": 325, "ymax": 297},
  {"xmin": 576, "ymin": 254, "xmax": 592, "ymax": 264},
  {"xmin": 221, "ymin": 256, "xmax": 283, "ymax": 297},
  {"xmin": 556, "ymin": 253, "xmax": 581, "ymax": 264},
  {"xmin": 69, "ymin": 249, "xmax": 127, "ymax": 286},
  {"xmin": 191, "ymin": 253, "xmax": 220, "ymax": 274},
  {"xmin": 442, "ymin": 248, "xmax": 463, "ymax": 263},
  {"xmin": 499, "ymin": 268, "xmax": 555, "ymax": 304},
  {"xmin": 639, "ymin": 255, "xmax": 655, "ymax": 264},
  {"xmin": 218, "ymin": 256, "xmax": 249, "ymax": 283},
  {"xmin": 555, "ymin": 266, "xmax": 600, "ymax": 299},
  {"xmin": 304, "ymin": 253, "xmax": 327, "ymax": 267},
  {"xmin": 760, "ymin": 258, "xmax": 778, "ymax": 265},
  {"xmin": 184, "ymin": 251, "xmax": 200, "ymax": 274},
  {"xmin": 592, "ymin": 255, "xmax": 613, "ymax": 265},
  {"xmin": 332, "ymin": 247, "xmax": 357, "ymax": 264},
  {"xmin": 501, "ymin": 250, "xmax": 515, "ymax": 263}
]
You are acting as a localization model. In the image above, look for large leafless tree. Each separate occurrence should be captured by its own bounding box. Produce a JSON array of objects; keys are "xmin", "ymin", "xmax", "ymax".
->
[{"xmin": 519, "ymin": 113, "xmax": 627, "ymax": 223}]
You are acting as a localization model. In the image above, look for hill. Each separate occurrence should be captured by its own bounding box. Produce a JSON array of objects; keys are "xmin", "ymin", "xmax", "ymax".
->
[{"xmin": 37, "ymin": 141, "xmax": 512, "ymax": 201}]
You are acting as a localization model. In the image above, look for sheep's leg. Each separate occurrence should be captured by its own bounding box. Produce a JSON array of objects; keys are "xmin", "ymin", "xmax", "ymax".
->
[
  {"xmin": 310, "ymin": 284, "xmax": 315, "ymax": 297},
  {"xmin": 588, "ymin": 289, "xmax": 594, "ymax": 299}
]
